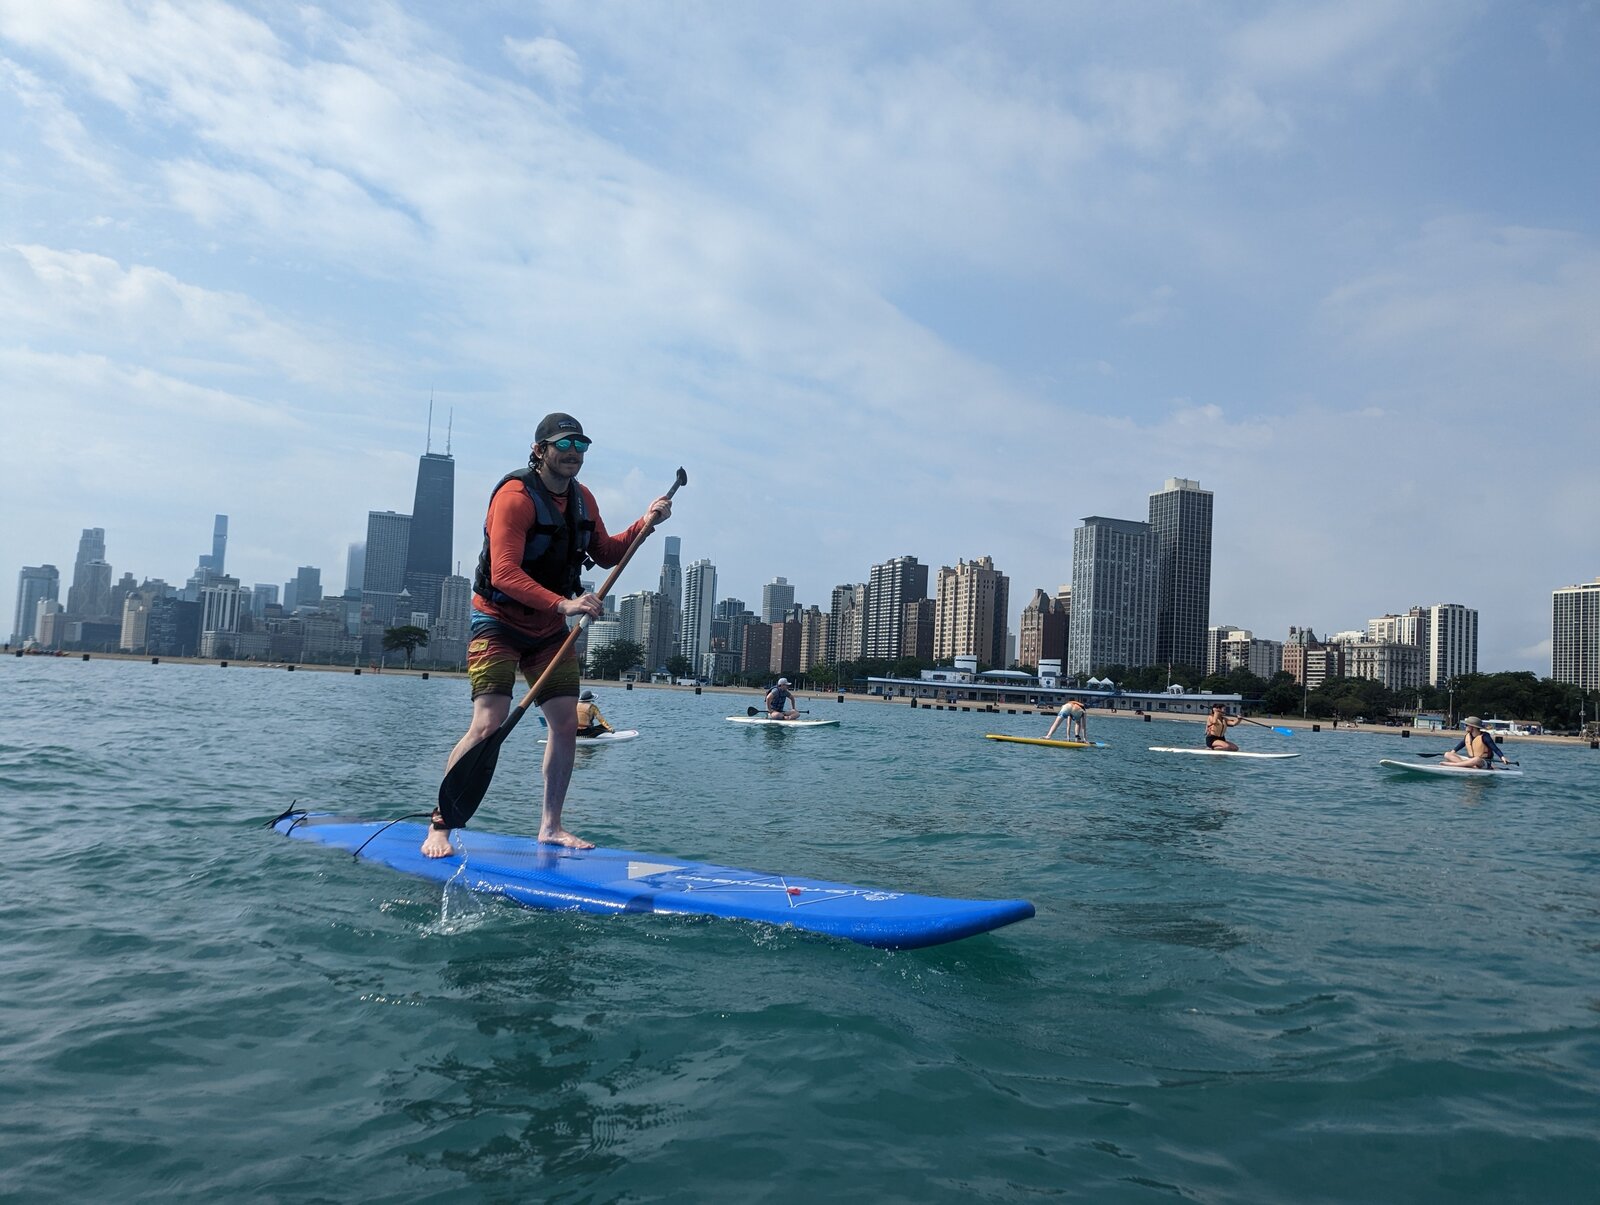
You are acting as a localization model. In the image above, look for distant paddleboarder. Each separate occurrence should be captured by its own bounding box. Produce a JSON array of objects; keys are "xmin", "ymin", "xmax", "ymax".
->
[
  {"xmin": 1441, "ymin": 716, "xmax": 1513, "ymax": 770},
  {"xmin": 1043, "ymin": 698, "xmax": 1088, "ymax": 743},
  {"xmin": 765, "ymin": 677, "xmax": 800, "ymax": 720},
  {"xmin": 1205, "ymin": 702, "xmax": 1242, "ymax": 752},
  {"xmin": 575, "ymin": 690, "xmax": 614, "ymax": 739}
]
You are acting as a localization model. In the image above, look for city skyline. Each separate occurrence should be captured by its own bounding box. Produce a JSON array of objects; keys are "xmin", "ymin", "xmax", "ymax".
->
[
  {"xmin": 3, "ymin": 6, "xmax": 1597, "ymax": 671},
  {"xmin": 7, "ymin": 486, "xmax": 1590, "ymax": 681}
]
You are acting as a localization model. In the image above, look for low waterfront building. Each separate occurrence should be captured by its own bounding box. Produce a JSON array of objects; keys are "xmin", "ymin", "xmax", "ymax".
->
[{"xmin": 863, "ymin": 666, "xmax": 1243, "ymax": 715}]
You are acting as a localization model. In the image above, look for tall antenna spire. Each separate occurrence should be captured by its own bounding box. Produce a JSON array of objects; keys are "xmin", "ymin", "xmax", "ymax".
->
[
  {"xmin": 426, "ymin": 389, "xmax": 434, "ymax": 453},
  {"xmin": 447, "ymin": 406, "xmax": 454, "ymax": 456}
]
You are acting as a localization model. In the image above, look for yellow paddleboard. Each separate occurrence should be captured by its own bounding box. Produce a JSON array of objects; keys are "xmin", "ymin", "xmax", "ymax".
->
[{"xmin": 983, "ymin": 734, "xmax": 1106, "ymax": 749}]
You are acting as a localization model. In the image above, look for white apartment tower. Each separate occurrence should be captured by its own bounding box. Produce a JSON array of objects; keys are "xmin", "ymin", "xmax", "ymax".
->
[
  {"xmin": 1552, "ymin": 577, "xmax": 1600, "ymax": 692},
  {"xmin": 681, "ymin": 558, "xmax": 717, "ymax": 675},
  {"xmin": 1426, "ymin": 603, "xmax": 1478, "ymax": 687}
]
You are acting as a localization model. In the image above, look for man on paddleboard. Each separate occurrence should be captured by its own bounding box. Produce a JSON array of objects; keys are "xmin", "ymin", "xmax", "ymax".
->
[
  {"xmin": 765, "ymin": 677, "xmax": 800, "ymax": 720},
  {"xmin": 424, "ymin": 412, "xmax": 672, "ymax": 857},
  {"xmin": 1441, "ymin": 717, "xmax": 1512, "ymax": 769},
  {"xmin": 1043, "ymin": 698, "xmax": 1087, "ymax": 743},
  {"xmin": 1205, "ymin": 702, "xmax": 1241, "ymax": 752},
  {"xmin": 576, "ymin": 690, "xmax": 614, "ymax": 739}
]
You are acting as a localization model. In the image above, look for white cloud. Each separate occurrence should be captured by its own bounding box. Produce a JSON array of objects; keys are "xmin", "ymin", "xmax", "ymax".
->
[
  {"xmin": 0, "ymin": 243, "xmax": 364, "ymax": 386},
  {"xmin": 1228, "ymin": 0, "xmax": 1471, "ymax": 89},
  {"xmin": 504, "ymin": 35, "xmax": 582, "ymax": 92},
  {"xmin": 1321, "ymin": 217, "xmax": 1600, "ymax": 389}
]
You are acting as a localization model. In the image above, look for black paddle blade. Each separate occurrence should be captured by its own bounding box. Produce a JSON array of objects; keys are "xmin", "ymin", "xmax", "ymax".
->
[
  {"xmin": 436, "ymin": 705, "xmax": 530, "ymax": 828},
  {"xmin": 674, "ymin": 466, "xmax": 688, "ymax": 490},
  {"xmin": 747, "ymin": 706, "xmax": 760, "ymax": 716}
]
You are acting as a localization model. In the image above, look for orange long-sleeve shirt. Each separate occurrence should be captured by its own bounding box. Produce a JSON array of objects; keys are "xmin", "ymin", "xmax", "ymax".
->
[{"xmin": 471, "ymin": 477, "xmax": 647, "ymax": 641}]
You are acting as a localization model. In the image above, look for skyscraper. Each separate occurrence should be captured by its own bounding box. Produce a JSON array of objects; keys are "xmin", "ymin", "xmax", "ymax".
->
[
  {"xmin": 829, "ymin": 583, "xmax": 867, "ymax": 664},
  {"xmin": 250, "ymin": 584, "xmax": 279, "ymax": 618},
  {"xmin": 402, "ymin": 449, "xmax": 455, "ymax": 624},
  {"xmin": 680, "ymin": 556, "xmax": 717, "ymax": 675},
  {"xmin": 1426, "ymin": 603, "xmax": 1478, "ymax": 687},
  {"xmin": 1018, "ymin": 588, "xmax": 1068, "ymax": 670},
  {"xmin": 933, "ymin": 556, "xmax": 1010, "ymax": 666},
  {"xmin": 12, "ymin": 564, "xmax": 59, "ymax": 644},
  {"xmin": 1552, "ymin": 576, "xmax": 1600, "ymax": 693},
  {"xmin": 344, "ymin": 542, "xmax": 366, "ymax": 600},
  {"xmin": 620, "ymin": 590, "xmax": 673, "ymax": 673},
  {"xmin": 1148, "ymin": 477, "xmax": 1213, "ymax": 673},
  {"xmin": 437, "ymin": 574, "xmax": 472, "ymax": 642},
  {"xmin": 864, "ymin": 557, "xmax": 927, "ymax": 661},
  {"xmin": 67, "ymin": 528, "xmax": 113, "ymax": 621},
  {"xmin": 658, "ymin": 536, "xmax": 683, "ymax": 661},
  {"xmin": 1067, "ymin": 517, "xmax": 1157, "ymax": 676},
  {"xmin": 797, "ymin": 605, "xmax": 828, "ymax": 671},
  {"xmin": 199, "ymin": 576, "xmax": 244, "ymax": 657},
  {"xmin": 362, "ymin": 510, "xmax": 411, "ymax": 626},
  {"xmin": 290, "ymin": 566, "xmax": 323, "ymax": 611},
  {"xmin": 761, "ymin": 576, "xmax": 795, "ymax": 623},
  {"xmin": 197, "ymin": 514, "xmax": 228, "ymax": 575}
]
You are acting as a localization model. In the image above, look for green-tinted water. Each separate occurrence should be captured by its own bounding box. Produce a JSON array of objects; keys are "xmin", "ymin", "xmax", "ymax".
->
[{"xmin": 2, "ymin": 657, "xmax": 1597, "ymax": 1203}]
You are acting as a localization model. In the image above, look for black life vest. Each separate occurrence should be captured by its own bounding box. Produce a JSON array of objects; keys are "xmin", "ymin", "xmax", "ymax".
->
[{"xmin": 472, "ymin": 468, "xmax": 594, "ymax": 604}]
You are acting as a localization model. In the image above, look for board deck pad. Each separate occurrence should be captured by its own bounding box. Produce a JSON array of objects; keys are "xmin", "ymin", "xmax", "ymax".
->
[
  {"xmin": 273, "ymin": 814, "xmax": 1033, "ymax": 949},
  {"xmin": 726, "ymin": 716, "xmax": 840, "ymax": 727},
  {"xmin": 1148, "ymin": 747, "xmax": 1300, "ymax": 759},
  {"xmin": 1378, "ymin": 758, "xmax": 1523, "ymax": 778},
  {"xmin": 984, "ymin": 734, "xmax": 1107, "ymax": 749}
]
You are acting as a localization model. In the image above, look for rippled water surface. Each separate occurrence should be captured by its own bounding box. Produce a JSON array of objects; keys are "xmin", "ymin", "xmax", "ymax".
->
[{"xmin": 2, "ymin": 657, "xmax": 1597, "ymax": 1203}]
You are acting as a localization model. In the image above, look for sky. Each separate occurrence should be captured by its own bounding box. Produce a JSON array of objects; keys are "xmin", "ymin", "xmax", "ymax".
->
[{"xmin": 2, "ymin": 1, "xmax": 1596, "ymax": 671}]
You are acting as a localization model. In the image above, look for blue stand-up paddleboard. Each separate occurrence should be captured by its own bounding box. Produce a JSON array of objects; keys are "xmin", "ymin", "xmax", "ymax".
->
[{"xmin": 272, "ymin": 813, "xmax": 1034, "ymax": 949}]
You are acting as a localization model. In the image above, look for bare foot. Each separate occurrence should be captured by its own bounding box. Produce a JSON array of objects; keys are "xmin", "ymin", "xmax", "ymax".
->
[
  {"xmin": 421, "ymin": 824, "xmax": 455, "ymax": 858},
  {"xmin": 538, "ymin": 828, "xmax": 595, "ymax": 850}
]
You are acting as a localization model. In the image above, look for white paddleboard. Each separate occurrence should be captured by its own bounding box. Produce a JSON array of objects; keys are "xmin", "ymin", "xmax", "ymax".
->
[
  {"xmin": 1149, "ymin": 747, "xmax": 1300, "ymax": 759},
  {"xmin": 1378, "ymin": 758, "xmax": 1522, "ymax": 778},
  {"xmin": 727, "ymin": 716, "xmax": 841, "ymax": 728},
  {"xmin": 539, "ymin": 729, "xmax": 641, "ymax": 745}
]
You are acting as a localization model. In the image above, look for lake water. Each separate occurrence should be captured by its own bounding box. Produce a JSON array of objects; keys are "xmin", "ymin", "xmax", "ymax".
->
[{"xmin": 2, "ymin": 656, "xmax": 1597, "ymax": 1203}]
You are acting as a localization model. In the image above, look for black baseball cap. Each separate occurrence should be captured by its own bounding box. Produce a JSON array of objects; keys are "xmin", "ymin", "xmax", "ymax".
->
[{"xmin": 535, "ymin": 412, "xmax": 587, "ymax": 443}]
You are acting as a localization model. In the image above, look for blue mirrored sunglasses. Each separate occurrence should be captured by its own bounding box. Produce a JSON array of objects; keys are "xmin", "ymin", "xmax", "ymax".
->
[{"xmin": 547, "ymin": 436, "xmax": 591, "ymax": 452}]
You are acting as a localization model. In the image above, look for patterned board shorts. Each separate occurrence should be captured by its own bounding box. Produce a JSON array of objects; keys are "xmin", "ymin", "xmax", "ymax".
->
[{"xmin": 465, "ymin": 618, "xmax": 581, "ymax": 703}]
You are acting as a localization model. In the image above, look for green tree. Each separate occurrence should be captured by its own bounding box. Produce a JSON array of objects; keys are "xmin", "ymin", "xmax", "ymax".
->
[
  {"xmin": 890, "ymin": 656, "xmax": 928, "ymax": 680},
  {"xmin": 382, "ymin": 625, "xmax": 430, "ymax": 669},
  {"xmin": 1199, "ymin": 667, "xmax": 1270, "ymax": 700},
  {"xmin": 808, "ymin": 663, "xmax": 839, "ymax": 688},
  {"xmin": 1260, "ymin": 671, "xmax": 1304, "ymax": 716},
  {"xmin": 1308, "ymin": 675, "xmax": 1394, "ymax": 722},
  {"xmin": 665, "ymin": 654, "xmax": 694, "ymax": 680},
  {"xmin": 589, "ymin": 639, "xmax": 644, "ymax": 680}
]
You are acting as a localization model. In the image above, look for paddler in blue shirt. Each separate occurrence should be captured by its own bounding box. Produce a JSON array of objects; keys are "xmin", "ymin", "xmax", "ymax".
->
[
  {"xmin": 1441, "ymin": 717, "xmax": 1512, "ymax": 769},
  {"xmin": 765, "ymin": 677, "xmax": 800, "ymax": 720},
  {"xmin": 1043, "ymin": 698, "xmax": 1087, "ymax": 742}
]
